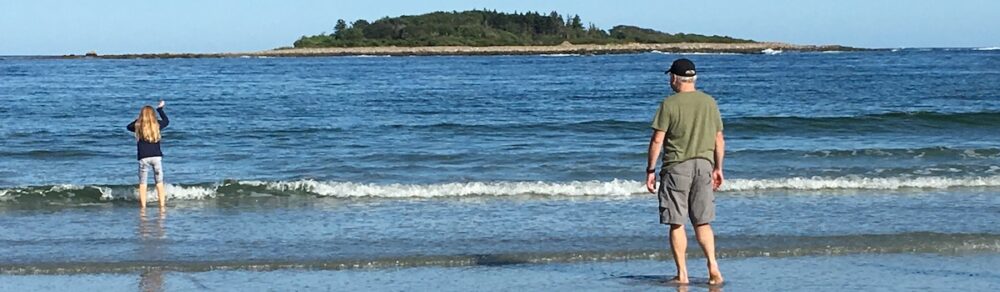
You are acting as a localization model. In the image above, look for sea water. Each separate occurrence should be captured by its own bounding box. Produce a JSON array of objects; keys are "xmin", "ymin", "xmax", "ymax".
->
[{"xmin": 1, "ymin": 49, "xmax": 999, "ymax": 291}]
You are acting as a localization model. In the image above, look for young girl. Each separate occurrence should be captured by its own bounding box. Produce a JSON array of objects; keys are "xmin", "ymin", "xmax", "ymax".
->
[{"xmin": 127, "ymin": 100, "xmax": 170, "ymax": 208}]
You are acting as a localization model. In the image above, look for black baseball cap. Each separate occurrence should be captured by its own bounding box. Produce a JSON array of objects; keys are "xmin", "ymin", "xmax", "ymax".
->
[{"xmin": 665, "ymin": 58, "xmax": 697, "ymax": 77}]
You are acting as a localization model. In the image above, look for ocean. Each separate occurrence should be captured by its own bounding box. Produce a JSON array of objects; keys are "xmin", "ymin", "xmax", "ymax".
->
[{"xmin": 1, "ymin": 49, "xmax": 999, "ymax": 291}]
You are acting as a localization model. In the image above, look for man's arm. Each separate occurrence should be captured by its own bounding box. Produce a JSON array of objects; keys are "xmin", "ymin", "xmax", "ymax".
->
[
  {"xmin": 712, "ymin": 131, "xmax": 725, "ymax": 191},
  {"xmin": 646, "ymin": 129, "xmax": 666, "ymax": 193}
]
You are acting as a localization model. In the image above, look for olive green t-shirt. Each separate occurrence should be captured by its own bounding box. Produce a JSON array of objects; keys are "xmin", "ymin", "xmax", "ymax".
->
[{"xmin": 650, "ymin": 91, "xmax": 724, "ymax": 166}]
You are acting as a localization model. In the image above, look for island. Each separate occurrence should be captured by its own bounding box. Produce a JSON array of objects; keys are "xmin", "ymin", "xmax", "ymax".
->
[
  {"xmin": 67, "ymin": 10, "xmax": 861, "ymax": 59},
  {"xmin": 292, "ymin": 10, "xmax": 754, "ymax": 48}
]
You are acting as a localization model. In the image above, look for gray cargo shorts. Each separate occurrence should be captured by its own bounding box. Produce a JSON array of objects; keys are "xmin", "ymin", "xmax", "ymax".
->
[
  {"xmin": 138, "ymin": 156, "xmax": 163, "ymax": 184},
  {"xmin": 657, "ymin": 158, "xmax": 715, "ymax": 225}
]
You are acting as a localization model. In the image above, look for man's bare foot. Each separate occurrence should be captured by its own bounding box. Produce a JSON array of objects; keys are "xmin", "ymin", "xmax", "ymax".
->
[
  {"xmin": 708, "ymin": 272, "xmax": 724, "ymax": 285},
  {"xmin": 707, "ymin": 262, "xmax": 723, "ymax": 285},
  {"xmin": 667, "ymin": 276, "xmax": 690, "ymax": 284}
]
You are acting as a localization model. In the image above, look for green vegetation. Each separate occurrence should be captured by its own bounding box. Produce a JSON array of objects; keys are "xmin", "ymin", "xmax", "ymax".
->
[{"xmin": 293, "ymin": 10, "xmax": 753, "ymax": 48}]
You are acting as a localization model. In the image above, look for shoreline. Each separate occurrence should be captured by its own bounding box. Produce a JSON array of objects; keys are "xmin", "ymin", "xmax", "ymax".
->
[{"xmin": 59, "ymin": 42, "xmax": 867, "ymax": 59}]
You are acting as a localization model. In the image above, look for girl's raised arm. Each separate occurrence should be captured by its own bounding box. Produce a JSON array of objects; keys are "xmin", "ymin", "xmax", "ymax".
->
[{"xmin": 157, "ymin": 100, "xmax": 169, "ymax": 129}]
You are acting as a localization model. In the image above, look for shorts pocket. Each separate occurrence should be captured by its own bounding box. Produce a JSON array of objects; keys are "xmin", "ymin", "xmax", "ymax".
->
[{"xmin": 666, "ymin": 172, "xmax": 693, "ymax": 192}]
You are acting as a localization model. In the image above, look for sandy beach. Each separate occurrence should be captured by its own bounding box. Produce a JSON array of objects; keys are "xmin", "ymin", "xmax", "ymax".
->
[{"xmin": 66, "ymin": 42, "xmax": 861, "ymax": 59}]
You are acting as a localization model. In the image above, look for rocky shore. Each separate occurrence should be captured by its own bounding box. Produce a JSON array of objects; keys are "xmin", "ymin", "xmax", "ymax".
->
[{"xmin": 65, "ymin": 42, "xmax": 864, "ymax": 59}]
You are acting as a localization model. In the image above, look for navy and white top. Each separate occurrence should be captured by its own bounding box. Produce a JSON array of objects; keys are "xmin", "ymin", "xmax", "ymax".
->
[{"xmin": 126, "ymin": 108, "xmax": 169, "ymax": 160}]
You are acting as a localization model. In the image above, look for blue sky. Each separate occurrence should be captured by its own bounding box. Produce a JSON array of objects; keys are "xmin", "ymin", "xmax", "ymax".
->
[{"xmin": 1, "ymin": 0, "xmax": 997, "ymax": 55}]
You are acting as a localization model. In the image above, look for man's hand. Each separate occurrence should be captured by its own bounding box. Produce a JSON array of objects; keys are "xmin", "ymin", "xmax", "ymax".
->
[
  {"xmin": 646, "ymin": 172, "xmax": 657, "ymax": 193},
  {"xmin": 712, "ymin": 168, "xmax": 724, "ymax": 191},
  {"xmin": 713, "ymin": 131, "xmax": 725, "ymax": 191},
  {"xmin": 157, "ymin": 100, "xmax": 165, "ymax": 109},
  {"xmin": 646, "ymin": 130, "xmax": 666, "ymax": 194}
]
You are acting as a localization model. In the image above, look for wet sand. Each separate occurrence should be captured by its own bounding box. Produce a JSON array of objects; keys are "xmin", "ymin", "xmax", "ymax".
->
[{"xmin": 2, "ymin": 254, "xmax": 996, "ymax": 291}]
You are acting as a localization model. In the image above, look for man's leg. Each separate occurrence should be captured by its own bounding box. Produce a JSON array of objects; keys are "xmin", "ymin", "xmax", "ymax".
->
[
  {"xmin": 669, "ymin": 224, "xmax": 689, "ymax": 283},
  {"xmin": 695, "ymin": 223, "xmax": 723, "ymax": 285},
  {"xmin": 690, "ymin": 160, "xmax": 722, "ymax": 285},
  {"xmin": 660, "ymin": 161, "xmax": 695, "ymax": 284}
]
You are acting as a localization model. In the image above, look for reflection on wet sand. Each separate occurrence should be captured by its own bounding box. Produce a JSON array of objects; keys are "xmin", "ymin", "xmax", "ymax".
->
[
  {"xmin": 674, "ymin": 283, "xmax": 723, "ymax": 292},
  {"xmin": 619, "ymin": 275, "xmax": 722, "ymax": 292},
  {"xmin": 138, "ymin": 209, "xmax": 166, "ymax": 292}
]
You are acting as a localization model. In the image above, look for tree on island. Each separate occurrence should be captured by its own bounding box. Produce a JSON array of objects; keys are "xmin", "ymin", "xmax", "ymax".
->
[
  {"xmin": 293, "ymin": 10, "xmax": 753, "ymax": 48},
  {"xmin": 334, "ymin": 19, "xmax": 347, "ymax": 36}
]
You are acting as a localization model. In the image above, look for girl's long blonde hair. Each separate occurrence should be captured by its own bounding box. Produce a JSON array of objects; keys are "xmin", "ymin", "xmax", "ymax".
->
[{"xmin": 135, "ymin": 106, "xmax": 161, "ymax": 143}]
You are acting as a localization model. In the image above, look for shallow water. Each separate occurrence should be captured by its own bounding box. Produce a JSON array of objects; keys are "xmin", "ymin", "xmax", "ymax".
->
[
  {"xmin": 3, "ymin": 254, "xmax": 998, "ymax": 291},
  {"xmin": 1, "ymin": 190, "xmax": 997, "ymax": 271}
]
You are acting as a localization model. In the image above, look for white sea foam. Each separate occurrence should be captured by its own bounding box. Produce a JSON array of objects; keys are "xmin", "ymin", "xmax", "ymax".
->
[
  {"xmin": 238, "ymin": 179, "xmax": 642, "ymax": 198},
  {"xmin": 540, "ymin": 54, "xmax": 581, "ymax": 57},
  {"xmin": 351, "ymin": 55, "xmax": 392, "ymax": 58},
  {"xmin": 91, "ymin": 184, "xmax": 219, "ymax": 201},
  {"xmin": 724, "ymin": 175, "xmax": 1000, "ymax": 191},
  {"xmin": 237, "ymin": 175, "xmax": 1000, "ymax": 198},
  {"xmin": 650, "ymin": 50, "xmax": 738, "ymax": 55},
  {"xmin": 3, "ymin": 176, "xmax": 999, "ymax": 202},
  {"xmin": 974, "ymin": 47, "xmax": 1000, "ymax": 51},
  {"xmin": 143, "ymin": 184, "xmax": 217, "ymax": 201}
]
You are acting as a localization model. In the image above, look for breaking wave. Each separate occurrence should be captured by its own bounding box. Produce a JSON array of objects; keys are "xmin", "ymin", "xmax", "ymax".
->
[{"xmin": 2, "ymin": 175, "xmax": 999, "ymax": 206}]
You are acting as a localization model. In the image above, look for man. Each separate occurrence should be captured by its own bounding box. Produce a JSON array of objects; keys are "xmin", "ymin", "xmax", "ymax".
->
[{"xmin": 645, "ymin": 58, "xmax": 725, "ymax": 285}]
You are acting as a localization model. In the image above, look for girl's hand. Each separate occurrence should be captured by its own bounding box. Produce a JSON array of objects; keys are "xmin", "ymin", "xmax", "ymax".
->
[{"xmin": 157, "ymin": 100, "xmax": 165, "ymax": 108}]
